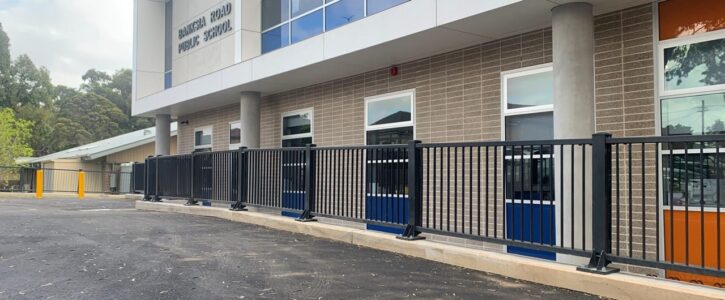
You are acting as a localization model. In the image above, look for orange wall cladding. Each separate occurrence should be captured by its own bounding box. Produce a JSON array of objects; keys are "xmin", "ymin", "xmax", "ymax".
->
[
  {"xmin": 658, "ymin": 0, "xmax": 725, "ymax": 288},
  {"xmin": 658, "ymin": 0, "xmax": 725, "ymax": 40},
  {"xmin": 663, "ymin": 210, "xmax": 725, "ymax": 287}
]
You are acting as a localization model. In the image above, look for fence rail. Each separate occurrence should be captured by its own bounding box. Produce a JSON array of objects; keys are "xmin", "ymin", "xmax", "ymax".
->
[
  {"xmin": 0, "ymin": 166, "xmax": 134, "ymax": 195},
  {"xmin": 141, "ymin": 133, "xmax": 725, "ymax": 281}
]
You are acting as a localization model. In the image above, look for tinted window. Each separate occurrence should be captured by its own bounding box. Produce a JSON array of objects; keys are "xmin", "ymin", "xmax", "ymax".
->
[
  {"xmin": 262, "ymin": 23, "xmax": 290, "ymax": 53},
  {"xmin": 506, "ymin": 71, "xmax": 553, "ymax": 109},
  {"xmin": 282, "ymin": 137, "xmax": 312, "ymax": 147},
  {"xmin": 664, "ymin": 38, "xmax": 725, "ymax": 91},
  {"xmin": 367, "ymin": 96, "xmax": 412, "ymax": 126},
  {"xmin": 230, "ymin": 122, "xmax": 241, "ymax": 145},
  {"xmin": 325, "ymin": 0, "xmax": 364, "ymax": 31},
  {"xmin": 290, "ymin": 9, "xmax": 323, "ymax": 43},
  {"xmin": 505, "ymin": 112, "xmax": 553, "ymax": 141},
  {"xmin": 366, "ymin": 0, "xmax": 407, "ymax": 16},
  {"xmin": 366, "ymin": 126, "xmax": 413, "ymax": 145},
  {"xmin": 661, "ymin": 93, "xmax": 725, "ymax": 136},
  {"xmin": 291, "ymin": 0, "xmax": 323, "ymax": 17},
  {"xmin": 262, "ymin": 0, "xmax": 290, "ymax": 31},
  {"xmin": 283, "ymin": 113, "xmax": 312, "ymax": 136}
]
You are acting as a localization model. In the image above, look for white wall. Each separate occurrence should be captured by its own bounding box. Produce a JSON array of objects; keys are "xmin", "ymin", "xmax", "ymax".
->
[{"xmin": 133, "ymin": 0, "xmax": 166, "ymax": 99}]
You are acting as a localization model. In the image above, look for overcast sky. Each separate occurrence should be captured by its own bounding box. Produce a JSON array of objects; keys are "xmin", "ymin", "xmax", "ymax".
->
[{"xmin": 0, "ymin": 0, "xmax": 132, "ymax": 88}]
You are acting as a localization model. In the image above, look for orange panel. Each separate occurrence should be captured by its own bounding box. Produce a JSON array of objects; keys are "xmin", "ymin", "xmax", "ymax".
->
[
  {"xmin": 659, "ymin": 0, "xmax": 725, "ymax": 40},
  {"xmin": 663, "ymin": 210, "xmax": 725, "ymax": 287}
]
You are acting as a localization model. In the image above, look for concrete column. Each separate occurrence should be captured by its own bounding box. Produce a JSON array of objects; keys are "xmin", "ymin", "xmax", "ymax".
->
[
  {"xmin": 552, "ymin": 2, "xmax": 595, "ymax": 139},
  {"xmin": 239, "ymin": 91, "xmax": 261, "ymax": 148},
  {"xmin": 155, "ymin": 114, "xmax": 171, "ymax": 155},
  {"xmin": 551, "ymin": 2, "xmax": 594, "ymax": 264}
]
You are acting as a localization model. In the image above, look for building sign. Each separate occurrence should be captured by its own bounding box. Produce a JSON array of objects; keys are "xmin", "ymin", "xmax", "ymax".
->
[{"xmin": 177, "ymin": 2, "xmax": 233, "ymax": 54}]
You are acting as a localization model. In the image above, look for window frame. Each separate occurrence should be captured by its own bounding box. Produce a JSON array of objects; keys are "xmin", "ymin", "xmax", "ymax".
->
[
  {"xmin": 229, "ymin": 120, "xmax": 241, "ymax": 150},
  {"xmin": 261, "ymin": 0, "xmax": 409, "ymax": 53},
  {"xmin": 281, "ymin": 107, "xmax": 314, "ymax": 147},
  {"xmin": 657, "ymin": 28, "xmax": 725, "ymax": 98},
  {"xmin": 193, "ymin": 126, "xmax": 213, "ymax": 150},
  {"xmin": 500, "ymin": 64, "xmax": 555, "ymax": 204},
  {"xmin": 364, "ymin": 89, "xmax": 416, "ymax": 135},
  {"xmin": 500, "ymin": 64, "xmax": 554, "ymax": 140}
]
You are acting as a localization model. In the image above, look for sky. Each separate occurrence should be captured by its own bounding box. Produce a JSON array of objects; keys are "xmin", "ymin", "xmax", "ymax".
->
[{"xmin": 0, "ymin": 0, "xmax": 133, "ymax": 88}]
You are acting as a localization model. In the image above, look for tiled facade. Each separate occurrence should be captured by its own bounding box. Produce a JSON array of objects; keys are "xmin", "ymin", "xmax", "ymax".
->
[{"xmin": 178, "ymin": 5, "xmax": 655, "ymax": 151}]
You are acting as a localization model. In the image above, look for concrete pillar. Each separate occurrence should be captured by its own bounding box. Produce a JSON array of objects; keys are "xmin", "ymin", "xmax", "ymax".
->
[
  {"xmin": 551, "ymin": 2, "xmax": 594, "ymax": 264},
  {"xmin": 239, "ymin": 91, "xmax": 261, "ymax": 148},
  {"xmin": 552, "ymin": 2, "xmax": 595, "ymax": 139},
  {"xmin": 155, "ymin": 114, "xmax": 171, "ymax": 155}
]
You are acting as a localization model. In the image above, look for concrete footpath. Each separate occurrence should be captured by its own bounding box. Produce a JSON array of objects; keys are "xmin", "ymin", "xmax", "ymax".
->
[
  {"xmin": 136, "ymin": 200, "xmax": 725, "ymax": 300},
  {"xmin": 0, "ymin": 197, "xmax": 600, "ymax": 299}
]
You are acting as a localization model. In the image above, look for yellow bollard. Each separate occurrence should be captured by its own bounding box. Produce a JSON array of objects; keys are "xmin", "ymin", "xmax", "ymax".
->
[
  {"xmin": 78, "ymin": 170, "xmax": 85, "ymax": 199},
  {"xmin": 35, "ymin": 169, "xmax": 43, "ymax": 199}
]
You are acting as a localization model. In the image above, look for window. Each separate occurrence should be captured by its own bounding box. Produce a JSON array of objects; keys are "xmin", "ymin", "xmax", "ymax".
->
[
  {"xmin": 281, "ymin": 108, "xmax": 313, "ymax": 147},
  {"xmin": 658, "ymin": 15, "xmax": 725, "ymax": 208},
  {"xmin": 365, "ymin": 90, "xmax": 414, "ymax": 196},
  {"xmin": 501, "ymin": 65, "xmax": 554, "ymax": 202},
  {"xmin": 366, "ymin": 0, "xmax": 407, "ymax": 16},
  {"xmin": 325, "ymin": 0, "xmax": 364, "ymax": 31},
  {"xmin": 194, "ymin": 126, "xmax": 213, "ymax": 151},
  {"xmin": 229, "ymin": 121, "xmax": 241, "ymax": 149},
  {"xmin": 261, "ymin": 0, "xmax": 409, "ymax": 53}
]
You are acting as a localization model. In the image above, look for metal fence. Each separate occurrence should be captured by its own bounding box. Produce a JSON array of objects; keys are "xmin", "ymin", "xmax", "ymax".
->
[
  {"xmin": 0, "ymin": 166, "xmax": 134, "ymax": 194},
  {"xmin": 142, "ymin": 134, "xmax": 725, "ymax": 280}
]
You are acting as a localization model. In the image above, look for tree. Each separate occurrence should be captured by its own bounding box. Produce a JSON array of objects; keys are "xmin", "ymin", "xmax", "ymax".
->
[
  {"xmin": 50, "ymin": 93, "xmax": 129, "ymax": 150},
  {"xmin": 0, "ymin": 108, "xmax": 33, "ymax": 166}
]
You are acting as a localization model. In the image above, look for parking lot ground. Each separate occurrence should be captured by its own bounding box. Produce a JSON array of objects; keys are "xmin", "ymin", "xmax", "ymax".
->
[{"xmin": 0, "ymin": 197, "xmax": 600, "ymax": 299}]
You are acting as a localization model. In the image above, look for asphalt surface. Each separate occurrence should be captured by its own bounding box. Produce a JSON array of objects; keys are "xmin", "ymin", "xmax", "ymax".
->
[{"xmin": 0, "ymin": 197, "xmax": 600, "ymax": 299}]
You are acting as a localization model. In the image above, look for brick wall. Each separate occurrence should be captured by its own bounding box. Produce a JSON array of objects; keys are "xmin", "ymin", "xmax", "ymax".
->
[{"xmin": 177, "ymin": 103, "xmax": 240, "ymax": 154}]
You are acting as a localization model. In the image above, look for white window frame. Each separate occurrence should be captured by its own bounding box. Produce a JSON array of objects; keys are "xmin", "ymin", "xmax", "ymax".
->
[
  {"xmin": 500, "ymin": 64, "xmax": 555, "ymax": 206},
  {"xmin": 500, "ymin": 64, "xmax": 554, "ymax": 140},
  {"xmin": 281, "ymin": 107, "xmax": 314, "ymax": 146},
  {"xmin": 657, "ymin": 28, "xmax": 725, "ymax": 211},
  {"xmin": 229, "ymin": 120, "xmax": 241, "ymax": 150},
  {"xmin": 364, "ymin": 89, "xmax": 416, "ymax": 138},
  {"xmin": 193, "ymin": 126, "xmax": 213, "ymax": 150},
  {"xmin": 658, "ymin": 28, "xmax": 725, "ymax": 98}
]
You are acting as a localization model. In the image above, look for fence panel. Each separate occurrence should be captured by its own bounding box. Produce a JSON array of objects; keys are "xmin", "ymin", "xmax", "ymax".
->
[
  {"xmin": 0, "ymin": 166, "xmax": 35, "ymax": 192},
  {"xmin": 313, "ymin": 147, "xmax": 367, "ymax": 220},
  {"xmin": 132, "ymin": 162, "xmax": 145, "ymax": 193},
  {"xmin": 608, "ymin": 135, "xmax": 725, "ymax": 280}
]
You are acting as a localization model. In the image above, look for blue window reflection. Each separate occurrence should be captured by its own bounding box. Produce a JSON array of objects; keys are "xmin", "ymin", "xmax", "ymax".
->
[
  {"xmin": 325, "ymin": 0, "xmax": 364, "ymax": 31},
  {"xmin": 366, "ymin": 0, "xmax": 407, "ymax": 16},
  {"xmin": 262, "ymin": 24, "xmax": 290, "ymax": 53},
  {"xmin": 291, "ymin": 9, "xmax": 323, "ymax": 43}
]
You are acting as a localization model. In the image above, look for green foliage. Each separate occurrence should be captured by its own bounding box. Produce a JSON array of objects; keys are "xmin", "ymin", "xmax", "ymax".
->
[
  {"xmin": 0, "ymin": 23, "xmax": 153, "ymax": 156},
  {"xmin": 0, "ymin": 108, "xmax": 33, "ymax": 166}
]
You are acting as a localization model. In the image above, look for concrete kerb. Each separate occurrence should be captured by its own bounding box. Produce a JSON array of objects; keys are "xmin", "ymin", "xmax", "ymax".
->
[{"xmin": 135, "ymin": 201, "xmax": 724, "ymax": 300}]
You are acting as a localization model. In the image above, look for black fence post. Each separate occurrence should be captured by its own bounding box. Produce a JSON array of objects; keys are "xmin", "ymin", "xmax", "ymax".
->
[
  {"xmin": 152, "ymin": 155, "xmax": 162, "ymax": 202},
  {"xmin": 143, "ymin": 156, "xmax": 151, "ymax": 201},
  {"xmin": 231, "ymin": 147, "xmax": 248, "ymax": 211},
  {"xmin": 578, "ymin": 132, "xmax": 618, "ymax": 274},
  {"xmin": 186, "ymin": 153, "xmax": 198, "ymax": 206},
  {"xmin": 398, "ymin": 140, "xmax": 425, "ymax": 240},
  {"xmin": 297, "ymin": 144, "xmax": 317, "ymax": 222}
]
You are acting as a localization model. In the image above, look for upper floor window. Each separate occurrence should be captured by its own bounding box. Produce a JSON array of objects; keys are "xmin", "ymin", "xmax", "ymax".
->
[
  {"xmin": 281, "ymin": 108, "xmax": 313, "ymax": 147},
  {"xmin": 261, "ymin": 0, "xmax": 409, "ymax": 54}
]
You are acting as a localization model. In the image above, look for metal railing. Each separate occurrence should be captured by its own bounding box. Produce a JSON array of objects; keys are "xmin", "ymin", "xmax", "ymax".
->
[
  {"xmin": 0, "ymin": 166, "xmax": 134, "ymax": 195},
  {"xmin": 141, "ymin": 133, "xmax": 725, "ymax": 281}
]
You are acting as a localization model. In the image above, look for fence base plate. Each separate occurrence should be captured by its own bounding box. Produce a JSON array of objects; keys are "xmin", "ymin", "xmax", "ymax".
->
[
  {"xmin": 395, "ymin": 225, "xmax": 425, "ymax": 241},
  {"xmin": 295, "ymin": 210, "xmax": 317, "ymax": 222},
  {"xmin": 577, "ymin": 250, "xmax": 619, "ymax": 275}
]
